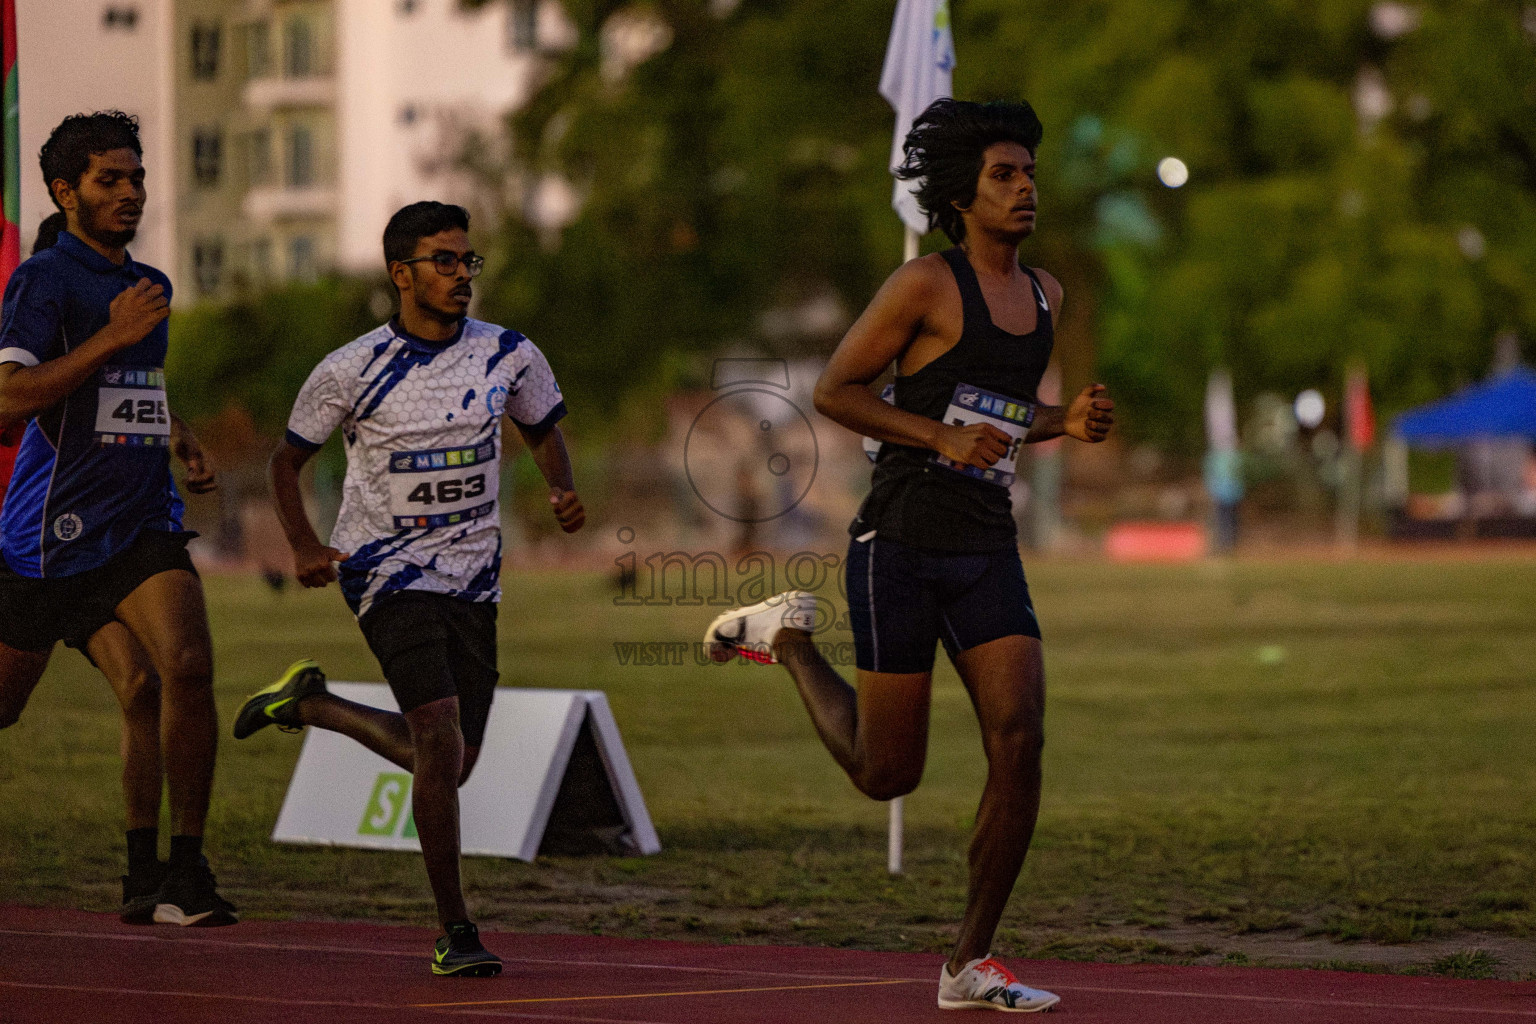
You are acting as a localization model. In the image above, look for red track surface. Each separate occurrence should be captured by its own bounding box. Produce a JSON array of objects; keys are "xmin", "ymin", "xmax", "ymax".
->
[{"xmin": 1, "ymin": 906, "xmax": 1532, "ymax": 1023}]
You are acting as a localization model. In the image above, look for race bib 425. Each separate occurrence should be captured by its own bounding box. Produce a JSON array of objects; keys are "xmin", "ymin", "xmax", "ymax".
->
[
  {"xmin": 96, "ymin": 368, "xmax": 170, "ymax": 447},
  {"xmin": 389, "ymin": 441, "xmax": 499, "ymax": 529},
  {"xmin": 932, "ymin": 383, "xmax": 1034, "ymax": 488}
]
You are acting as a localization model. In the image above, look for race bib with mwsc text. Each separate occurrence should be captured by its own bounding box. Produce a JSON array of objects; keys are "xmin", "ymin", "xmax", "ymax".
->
[
  {"xmin": 931, "ymin": 382, "xmax": 1034, "ymax": 488},
  {"xmin": 388, "ymin": 441, "xmax": 500, "ymax": 529},
  {"xmin": 95, "ymin": 367, "xmax": 171, "ymax": 447}
]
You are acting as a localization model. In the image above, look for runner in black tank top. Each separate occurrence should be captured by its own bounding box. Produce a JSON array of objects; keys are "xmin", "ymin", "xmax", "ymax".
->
[
  {"xmin": 701, "ymin": 99, "xmax": 1114, "ymax": 1012},
  {"xmin": 852, "ymin": 247, "xmax": 1055, "ymax": 552}
]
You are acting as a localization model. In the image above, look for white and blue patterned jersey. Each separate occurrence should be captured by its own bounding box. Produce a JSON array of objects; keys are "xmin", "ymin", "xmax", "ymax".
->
[{"xmin": 285, "ymin": 317, "xmax": 565, "ymax": 617}]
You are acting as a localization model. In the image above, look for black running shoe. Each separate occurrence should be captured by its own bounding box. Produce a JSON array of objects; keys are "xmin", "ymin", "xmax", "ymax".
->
[
  {"xmin": 120, "ymin": 860, "xmax": 168, "ymax": 925},
  {"xmin": 154, "ymin": 856, "xmax": 239, "ymax": 927},
  {"xmin": 432, "ymin": 921, "xmax": 502, "ymax": 977},
  {"xmin": 232, "ymin": 659, "xmax": 327, "ymax": 739}
]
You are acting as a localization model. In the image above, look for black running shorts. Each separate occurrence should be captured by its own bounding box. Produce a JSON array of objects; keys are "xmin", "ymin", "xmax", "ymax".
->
[
  {"xmin": 844, "ymin": 532, "xmax": 1041, "ymax": 675},
  {"xmin": 357, "ymin": 591, "xmax": 499, "ymax": 747},
  {"xmin": 0, "ymin": 529, "xmax": 198, "ymax": 654}
]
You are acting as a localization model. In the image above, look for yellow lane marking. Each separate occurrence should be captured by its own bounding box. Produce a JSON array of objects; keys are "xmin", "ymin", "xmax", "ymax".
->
[{"xmin": 413, "ymin": 978, "xmax": 917, "ymax": 1009}]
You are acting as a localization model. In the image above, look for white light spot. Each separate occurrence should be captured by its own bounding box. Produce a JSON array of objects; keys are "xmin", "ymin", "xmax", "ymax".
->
[
  {"xmin": 1369, "ymin": 2, "xmax": 1420, "ymax": 40},
  {"xmin": 1295, "ymin": 389, "xmax": 1326, "ymax": 430},
  {"xmin": 1457, "ymin": 226, "xmax": 1486, "ymax": 260},
  {"xmin": 1157, "ymin": 157, "xmax": 1189, "ymax": 188}
]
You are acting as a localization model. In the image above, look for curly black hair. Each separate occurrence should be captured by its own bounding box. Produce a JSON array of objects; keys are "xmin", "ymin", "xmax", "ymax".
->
[
  {"xmin": 895, "ymin": 98, "xmax": 1043, "ymax": 243},
  {"xmin": 39, "ymin": 111, "xmax": 144, "ymax": 211},
  {"xmin": 383, "ymin": 200, "xmax": 470, "ymax": 267}
]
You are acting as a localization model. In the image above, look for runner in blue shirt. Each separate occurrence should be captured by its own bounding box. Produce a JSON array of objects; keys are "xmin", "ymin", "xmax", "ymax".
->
[{"xmin": 0, "ymin": 113, "xmax": 234, "ymax": 926}]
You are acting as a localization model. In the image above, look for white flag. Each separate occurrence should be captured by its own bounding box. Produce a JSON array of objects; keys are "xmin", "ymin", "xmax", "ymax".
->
[{"xmin": 879, "ymin": 0, "xmax": 955, "ymax": 235}]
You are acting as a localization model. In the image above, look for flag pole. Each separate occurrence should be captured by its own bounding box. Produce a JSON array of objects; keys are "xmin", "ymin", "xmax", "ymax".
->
[
  {"xmin": 882, "ymin": 0, "xmax": 952, "ymax": 877},
  {"xmin": 886, "ymin": 226, "xmax": 920, "ymax": 877}
]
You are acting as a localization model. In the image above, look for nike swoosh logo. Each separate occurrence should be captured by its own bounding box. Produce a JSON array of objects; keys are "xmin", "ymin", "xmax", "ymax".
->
[
  {"xmin": 266, "ymin": 697, "xmax": 294, "ymax": 717},
  {"xmin": 435, "ymin": 946, "xmax": 448, "ymax": 963}
]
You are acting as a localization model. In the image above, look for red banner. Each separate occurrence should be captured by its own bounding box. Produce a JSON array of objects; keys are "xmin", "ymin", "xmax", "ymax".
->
[{"xmin": 1, "ymin": 0, "xmax": 19, "ymax": 500}]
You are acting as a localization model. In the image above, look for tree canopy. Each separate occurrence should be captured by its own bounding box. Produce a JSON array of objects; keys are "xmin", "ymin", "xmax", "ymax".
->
[{"xmin": 471, "ymin": 0, "xmax": 1536, "ymax": 451}]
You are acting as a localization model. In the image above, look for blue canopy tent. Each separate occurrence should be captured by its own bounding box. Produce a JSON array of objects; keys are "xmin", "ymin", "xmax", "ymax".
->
[{"xmin": 1394, "ymin": 366, "xmax": 1536, "ymax": 448}]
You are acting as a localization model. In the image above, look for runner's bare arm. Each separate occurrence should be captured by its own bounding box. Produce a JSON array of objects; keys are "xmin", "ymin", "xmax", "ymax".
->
[
  {"xmin": 269, "ymin": 441, "xmax": 350, "ymax": 586},
  {"xmin": 516, "ymin": 422, "xmax": 584, "ymax": 533},
  {"xmin": 1025, "ymin": 384, "xmax": 1115, "ymax": 444},
  {"xmin": 1015, "ymin": 271, "xmax": 1113, "ymax": 444},
  {"xmin": 170, "ymin": 413, "xmax": 217, "ymax": 494},
  {"xmin": 0, "ymin": 279, "xmax": 169, "ymax": 426},
  {"xmin": 813, "ymin": 257, "xmax": 1011, "ymax": 471}
]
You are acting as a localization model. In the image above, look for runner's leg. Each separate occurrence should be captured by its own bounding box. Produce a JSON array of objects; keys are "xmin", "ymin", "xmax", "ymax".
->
[
  {"xmin": 0, "ymin": 642, "xmax": 50, "ymax": 730},
  {"xmin": 774, "ymin": 632, "xmax": 933, "ymax": 800},
  {"xmin": 114, "ymin": 569, "xmax": 216, "ymax": 838},
  {"xmin": 294, "ymin": 693, "xmax": 416, "ymax": 769},
  {"xmin": 405, "ymin": 695, "xmax": 469, "ymax": 926},
  {"xmin": 947, "ymin": 633, "xmax": 1045, "ymax": 972},
  {"xmin": 85, "ymin": 622, "xmax": 163, "ymax": 831}
]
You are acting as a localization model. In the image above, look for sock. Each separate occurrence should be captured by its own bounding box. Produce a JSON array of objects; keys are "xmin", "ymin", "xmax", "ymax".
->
[
  {"xmin": 126, "ymin": 827, "xmax": 158, "ymax": 877},
  {"xmin": 168, "ymin": 834, "xmax": 203, "ymax": 869}
]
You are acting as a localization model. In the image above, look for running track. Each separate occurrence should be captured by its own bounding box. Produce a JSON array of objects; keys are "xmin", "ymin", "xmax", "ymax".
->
[{"xmin": 1, "ymin": 907, "xmax": 1532, "ymax": 1023}]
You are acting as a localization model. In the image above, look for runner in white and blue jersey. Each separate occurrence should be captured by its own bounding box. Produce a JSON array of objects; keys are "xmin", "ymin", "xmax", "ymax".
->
[
  {"xmin": 0, "ymin": 112, "xmax": 235, "ymax": 927},
  {"xmin": 236, "ymin": 202, "xmax": 585, "ymax": 977}
]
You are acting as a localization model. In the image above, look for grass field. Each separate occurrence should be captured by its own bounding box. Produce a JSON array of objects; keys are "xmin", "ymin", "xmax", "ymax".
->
[{"xmin": 2, "ymin": 556, "xmax": 1534, "ymax": 978}]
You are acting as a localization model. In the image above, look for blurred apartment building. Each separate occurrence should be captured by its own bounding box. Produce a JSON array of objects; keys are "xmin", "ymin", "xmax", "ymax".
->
[{"xmin": 16, "ymin": 0, "xmax": 571, "ymax": 296}]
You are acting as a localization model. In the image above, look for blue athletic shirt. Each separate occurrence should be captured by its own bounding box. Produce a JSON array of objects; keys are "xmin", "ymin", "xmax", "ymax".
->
[{"xmin": 0, "ymin": 231, "xmax": 183, "ymax": 578}]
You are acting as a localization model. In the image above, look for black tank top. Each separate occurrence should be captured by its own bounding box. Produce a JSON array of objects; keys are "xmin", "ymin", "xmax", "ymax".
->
[{"xmin": 850, "ymin": 248, "xmax": 1054, "ymax": 552}]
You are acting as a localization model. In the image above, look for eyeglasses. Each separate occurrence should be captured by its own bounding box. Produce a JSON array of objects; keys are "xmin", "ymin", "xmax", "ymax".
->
[{"xmin": 397, "ymin": 251, "xmax": 485, "ymax": 278}]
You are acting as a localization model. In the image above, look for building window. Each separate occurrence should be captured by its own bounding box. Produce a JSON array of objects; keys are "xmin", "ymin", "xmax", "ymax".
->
[
  {"xmin": 289, "ymin": 235, "xmax": 317, "ymax": 283},
  {"xmin": 283, "ymin": 16, "xmax": 314, "ymax": 77},
  {"xmin": 193, "ymin": 240, "xmax": 224, "ymax": 296},
  {"xmin": 243, "ymin": 130, "xmax": 272, "ymax": 186},
  {"xmin": 286, "ymin": 125, "xmax": 314, "ymax": 188},
  {"xmin": 103, "ymin": 6, "xmax": 139, "ymax": 31},
  {"xmin": 249, "ymin": 238, "xmax": 273, "ymax": 283},
  {"xmin": 508, "ymin": 0, "xmax": 537, "ymax": 52},
  {"xmin": 245, "ymin": 22, "xmax": 272, "ymax": 78},
  {"xmin": 192, "ymin": 129, "xmax": 222, "ymax": 188},
  {"xmin": 191, "ymin": 24, "xmax": 221, "ymax": 80}
]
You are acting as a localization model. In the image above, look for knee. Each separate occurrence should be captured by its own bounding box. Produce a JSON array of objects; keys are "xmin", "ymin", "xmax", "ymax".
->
[
  {"xmin": 160, "ymin": 648, "xmax": 213, "ymax": 691},
  {"xmin": 409, "ymin": 705, "xmax": 464, "ymax": 752},
  {"xmin": 118, "ymin": 668, "xmax": 162, "ymax": 718},
  {"xmin": 988, "ymin": 721, "xmax": 1045, "ymax": 773},
  {"xmin": 854, "ymin": 764, "xmax": 924, "ymax": 802}
]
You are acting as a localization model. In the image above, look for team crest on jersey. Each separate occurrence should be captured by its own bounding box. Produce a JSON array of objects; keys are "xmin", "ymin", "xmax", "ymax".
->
[
  {"xmin": 53, "ymin": 513, "xmax": 84, "ymax": 542},
  {"xmin": 485, "ymin": 386, "xmax": 508, "ymax": 416}
]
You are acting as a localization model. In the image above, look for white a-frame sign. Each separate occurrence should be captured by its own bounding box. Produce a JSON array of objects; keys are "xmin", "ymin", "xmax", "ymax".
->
[{"xmin": 272, "ymin": 684, "xmax": 660, "ymax": 861}]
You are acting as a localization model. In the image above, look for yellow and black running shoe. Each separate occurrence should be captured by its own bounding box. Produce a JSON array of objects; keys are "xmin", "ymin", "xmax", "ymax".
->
[
  {"xmin": 232, "ymin": 659, "xmax": 327, "ymax": 739},
  {"xmin": 432, "ymin": 921, "xmax": 503, "ymax": 977}
]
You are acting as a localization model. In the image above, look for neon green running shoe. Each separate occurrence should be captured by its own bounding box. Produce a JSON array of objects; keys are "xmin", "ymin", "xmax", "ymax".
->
[
  {"xmin": 232, "ymin": 659, "xmax": 327, "ymax": 739},
  {"xmin": 432, "ymin": 921, "xmax": 503, "ymax": 977}
]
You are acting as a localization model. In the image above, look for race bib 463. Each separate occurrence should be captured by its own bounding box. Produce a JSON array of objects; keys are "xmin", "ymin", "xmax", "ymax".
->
[
  {"xmin": 389, "ymin": 441, "xmax": 499, "ymax": 529},
  {"xmin": 932, "ymin": 383, "xmax": 1034, "ymax": 488},
  {"xmin": 96, "ymin": 368, "xmax": 170, "ymax": 447}
]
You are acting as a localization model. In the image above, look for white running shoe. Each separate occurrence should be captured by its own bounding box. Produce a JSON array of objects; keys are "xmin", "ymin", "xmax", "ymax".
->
[
  {"xmin": 938, "ymin": 957, "xmax": 1060, "ymax": 1013},
  {"xmin": 702, "ymin": 591, "xmax": 817, "ymax": 664}
]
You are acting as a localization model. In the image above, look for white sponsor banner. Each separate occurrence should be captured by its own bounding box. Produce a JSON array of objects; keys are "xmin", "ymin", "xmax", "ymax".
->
[{"xmin": 272, "ymin": 684, "xmax": 660, "ymax": 861}]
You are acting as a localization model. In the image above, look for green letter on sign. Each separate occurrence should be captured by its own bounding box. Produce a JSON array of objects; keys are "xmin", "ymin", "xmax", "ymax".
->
[{"xmin": 359, "ymin": 772, "xmax": 412, "ymax": 836}]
